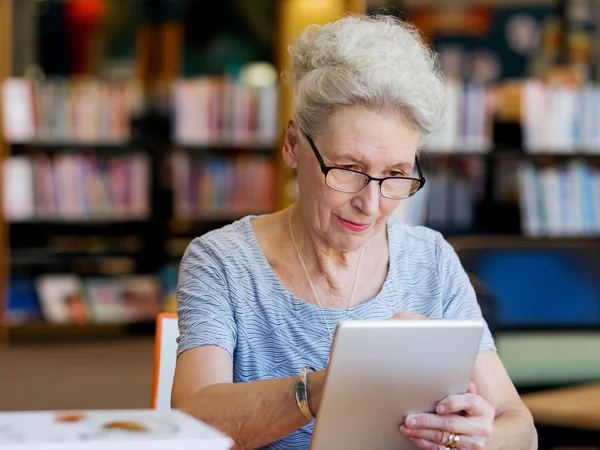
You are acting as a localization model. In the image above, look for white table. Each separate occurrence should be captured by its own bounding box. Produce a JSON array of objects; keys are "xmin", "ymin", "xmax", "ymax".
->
[{"xmin": 0, "ymin": 409, "xmax": 233, "ymax": 449}]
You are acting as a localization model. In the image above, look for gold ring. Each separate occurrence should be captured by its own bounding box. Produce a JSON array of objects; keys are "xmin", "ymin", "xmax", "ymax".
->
[
  {"xmin": 448, "ymin": 434, "xmax": 460, "ymax": 448},
  {"xmin": 445, "ymin": 433, "xmax": 455, "ymax": 447}
]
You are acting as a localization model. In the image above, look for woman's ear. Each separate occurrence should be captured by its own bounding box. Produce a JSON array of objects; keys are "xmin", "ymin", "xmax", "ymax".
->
[{"xmin": 282, "ymin": 119, "xmax": 299, "ymax": 169}]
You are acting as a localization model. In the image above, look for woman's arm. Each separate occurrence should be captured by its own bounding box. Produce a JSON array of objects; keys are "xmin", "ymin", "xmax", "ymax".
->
[
  {"xmin": 472, "ymin": 350, "xmax": 537, "ymax": 449},
  {"xmin": 400, "ymin": 233, "xmax": 537, "ymax": 448},
  {"xmin": 171, "ymin": 345, "xmax": 326, "ymax": 450}
]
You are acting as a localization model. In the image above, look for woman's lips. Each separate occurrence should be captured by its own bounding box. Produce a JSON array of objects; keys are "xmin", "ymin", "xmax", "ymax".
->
[{"xmin": 336, "ymin": 216, "xmax": 371, "ymax": 232}]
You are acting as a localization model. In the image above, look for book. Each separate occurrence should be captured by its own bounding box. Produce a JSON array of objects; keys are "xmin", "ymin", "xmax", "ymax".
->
[
  {"xmin": 120, "ymin": 275, "xmax": 162, "ymax": 323},
  {"xmin": 3, "ymin": 157, "xmax": 35, "ymax": 221},
  {"xmin": 7, "ymin": 276, "xmax": 42, "ymax": 325},
  {"xmin": 34, "ymin": 275, "xmax": 88, "ymax": 325},
  {"xmin": 83, "ymin": 278, "xmax": 126, "ymax": 324},
  {"xmin": 157, "ymin": 265, "xmax": 179, "ymax": 315},
  {"xmin": 1, "ymin": 78, "xmax": 36, "ymax": 142}
]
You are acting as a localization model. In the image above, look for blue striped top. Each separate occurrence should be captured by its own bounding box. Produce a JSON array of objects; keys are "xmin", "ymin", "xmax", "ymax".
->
[{"xmin": 176, "ymin": 215, "xmax": 495, "ymax": 450}]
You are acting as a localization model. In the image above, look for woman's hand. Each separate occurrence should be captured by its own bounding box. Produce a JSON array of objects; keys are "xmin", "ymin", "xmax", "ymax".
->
[
  {"xmin": 389, "ymin": 312, "xmax": 435, "ymax": 321},
  {"xmin": 399, "ymin": 382, "xmax": 495, "ymax": 449},
  {"xmin": 392, "ymin": 311, "xmax": 494, "ymax": 448}
]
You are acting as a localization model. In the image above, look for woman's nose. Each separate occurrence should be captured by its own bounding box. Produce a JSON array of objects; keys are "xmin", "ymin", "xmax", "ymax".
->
[{"xmin": 352, "ymin": 180, "xmax": 380, "ymax": 215}]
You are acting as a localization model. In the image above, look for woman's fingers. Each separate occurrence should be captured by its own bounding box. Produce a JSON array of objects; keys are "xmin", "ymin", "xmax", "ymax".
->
[
  {"xmin": 389, "ymin": 312, "xmax": 428, "ymax": 320},
  {"xmin": 402, "ymin": 410, "xmax": 493, "ymax": 447},
  {"xmin": 401, "ymin": 391, "xmax": 495, "ymax": 449},
  {"xmin": 467, "ymin": 380, "xmax": 477, "ymax": 395},
  {"xmin": 437, "ymin": 393, "xmax": 494, "ymax": 417},
  {"xmin": 404, "ymin": 435, "xmax": 445, "ymax": 449},
  {"xmin": 404, "ymin": 412, "xmax": 470, "ymax": 434},
  {"xmin": 400, "ymin": 426, "xmax": 463, "ymax": 448}
]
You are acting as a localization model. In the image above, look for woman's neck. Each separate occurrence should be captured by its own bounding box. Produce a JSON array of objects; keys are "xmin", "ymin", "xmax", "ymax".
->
[{"xmin": 288, "ymin": 205, "xmax": 366, "ymax": 298}]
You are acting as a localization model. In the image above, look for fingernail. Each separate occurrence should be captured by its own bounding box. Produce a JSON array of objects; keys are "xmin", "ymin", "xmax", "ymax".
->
[
  {"xmin": 406, "ymin": 416, "xmax": 416, "ymax": 426},
  {"xmin": 437, "ymin": 404, "xmax": 446, "ymax": 413},
  {"xmin": 400, "ymin": 426, "xmax": 411, "ymax": 435}
]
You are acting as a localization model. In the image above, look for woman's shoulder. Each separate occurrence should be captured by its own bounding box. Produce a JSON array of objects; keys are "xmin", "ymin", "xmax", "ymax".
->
[
  {"xmin": 387, "ymin": 218, "xmax": 453, "ymax": 266},
  {"xmin": 182, "ymin": 215, "xmax": 261, "ymax": 267},
  {"xmin": 388, "ymin": 217, "xmax": 444, "ymax": 250}
]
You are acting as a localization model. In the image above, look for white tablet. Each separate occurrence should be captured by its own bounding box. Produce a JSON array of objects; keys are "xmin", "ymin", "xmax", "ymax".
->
[{"xmin": 310, "ymin": 320, "xmax": 484, "ymax": 450}]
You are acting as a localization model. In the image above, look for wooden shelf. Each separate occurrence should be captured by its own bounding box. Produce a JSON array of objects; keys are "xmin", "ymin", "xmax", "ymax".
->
[
  {"xmin": 9, "ymin": 219, "xmax": 152, "ymax": 226},
  {"xmin": 448, "ymin": 234, "xmax": 600, "ymax": 252},
  {"xmin": 425, "ymin": 150, "xmax": 600, "ymax": 159},
  {"xmin": 0, "ymin": 0, "xmax": 12, "ymax": 345},
  {"xmin": 173, "ymin": 141, "xmax": 276, "ymax": 153},
  {"xmin": 8, "ymin": 321, "xmax": 156, "ymax": 343},
  {"xmin": 10, "ymin": 141, "xmax": 135, "ymax": 152}
]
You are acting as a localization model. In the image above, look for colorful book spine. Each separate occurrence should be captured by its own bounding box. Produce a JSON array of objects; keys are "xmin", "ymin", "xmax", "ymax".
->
[
  {"xmin": 1, "ymin": 77, "xmax": 141, "ymax": 144},
  {"xmin": 518, "ymin": 160, "xmax": 600, "ymax": 236},
  {"xmin": 3, "ymin": 154, "xmax": 151, "ymax": 222},
  {"xmin": 172, "ymin": 75, "xmax": 279, "ymax": 147},
  {"xmin": 171, "ymin": 152, "xmax": 275, "ymax": 219}
]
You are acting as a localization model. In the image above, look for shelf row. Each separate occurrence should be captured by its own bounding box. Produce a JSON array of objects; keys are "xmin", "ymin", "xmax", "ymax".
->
[
  {"xmin": 4, "ymin": 155, "xmax": 600, "ymax": 238},
  {"xmin": 6, "ymin": 76, "xmax": 600, "ymax": 154},
  {"xmin": 7, "ymin": 270, "xmax": 177, "ymax": 329},
  {"xmin": 2, "ymin": 153, "xmax": 276, "ymax": 223},
  {"xmin": 2, "ymin": 71, "xmax": 279, "ymax": 147},
  {"xmin": 397, "ymin": 157, "xmax": 600, "ymax": 237}
]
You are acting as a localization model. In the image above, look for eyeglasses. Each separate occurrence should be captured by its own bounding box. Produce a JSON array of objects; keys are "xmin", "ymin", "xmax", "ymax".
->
[{"xmin": 304, "ymin": 133, "xmax": 426, "ymax": 200}]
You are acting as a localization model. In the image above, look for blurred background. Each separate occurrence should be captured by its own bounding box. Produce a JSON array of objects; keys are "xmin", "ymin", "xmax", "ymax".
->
[{"xmin": 0, "ymin": 0, "xmax": 599, "ymax": 448}]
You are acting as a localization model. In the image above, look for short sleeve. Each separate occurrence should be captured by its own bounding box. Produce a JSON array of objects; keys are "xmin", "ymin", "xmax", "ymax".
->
[
  {"xmin": 435, "ymin": 234, "xmax": 496, "ymax": 353},
  {"xmin": 176, "ymin": 238, "xmax": 237, "ymax": 357}
]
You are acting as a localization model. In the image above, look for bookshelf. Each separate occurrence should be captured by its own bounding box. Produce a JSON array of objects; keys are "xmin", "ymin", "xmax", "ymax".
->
[
  {"xmin": 6, "ymin": 0, "xmax": 596, "ymax": 344},
  {"xmin": 0, "ymin": 0, "xmax": 362, "ymax": 344},
  {"xmin": 378, "ymin": 1, "xmax": 600, "ymax": 392},
  {"xmin": 0, "ymin": 0, "xmax": 159, "ymax": 340},
  {"xmin": 405, "ymin": 89, "xmax": 600, "ymax": 238},
  {"xmin": 0, "ymin": 0, "xmax": 12, "ymax": 344},
  {"xmin": 371, "ymin": 0, "xmax": 600, "ymax": 241}
]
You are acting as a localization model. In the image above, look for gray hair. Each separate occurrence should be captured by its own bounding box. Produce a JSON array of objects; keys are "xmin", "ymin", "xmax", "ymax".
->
[{"xmin": 285, "ymin": 14, "xmax": 446, "ymax": 146}]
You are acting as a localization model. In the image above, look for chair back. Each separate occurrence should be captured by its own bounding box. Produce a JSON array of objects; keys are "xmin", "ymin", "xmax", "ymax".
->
[{"xmin": 151, "ymin": 313, "xmax": 179, "ymax": 410}]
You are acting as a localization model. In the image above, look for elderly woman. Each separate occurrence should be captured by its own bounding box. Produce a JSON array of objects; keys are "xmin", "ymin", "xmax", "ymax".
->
[{"xmin": 172, "ymin": 14, "xmax": 536, "ymax": 450}]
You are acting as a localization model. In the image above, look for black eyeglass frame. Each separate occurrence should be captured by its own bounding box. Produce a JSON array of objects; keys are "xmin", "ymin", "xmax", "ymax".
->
[{"xmin": 304, "ymin": 133, "xmax": 426, "ymax": 200}]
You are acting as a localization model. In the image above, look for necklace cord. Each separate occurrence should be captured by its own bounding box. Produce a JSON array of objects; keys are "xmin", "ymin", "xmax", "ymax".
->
[{"xmin": 288, "ymin": 208, "xmax": 365, "ymax": 339}]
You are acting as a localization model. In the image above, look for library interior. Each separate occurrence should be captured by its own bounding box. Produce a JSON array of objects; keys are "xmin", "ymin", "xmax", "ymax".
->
[{"xmin": 0, "ymin": 0, "xmax": 599, "ymax": 449}]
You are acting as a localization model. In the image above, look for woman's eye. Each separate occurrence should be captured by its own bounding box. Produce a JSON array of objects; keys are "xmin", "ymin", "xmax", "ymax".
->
[
  {"xmin": 390, "ymin": 171, "xmax": 406, "ymax": 177},
  {"xmin": 341, "ymin": 165, "xmax": 361, "ymax": 171}
]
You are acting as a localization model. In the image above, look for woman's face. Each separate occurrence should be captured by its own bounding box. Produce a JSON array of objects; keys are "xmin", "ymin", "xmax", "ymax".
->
[{"xmin": 290, "ymin": 107, "xmax": 421, "ymax": 251}]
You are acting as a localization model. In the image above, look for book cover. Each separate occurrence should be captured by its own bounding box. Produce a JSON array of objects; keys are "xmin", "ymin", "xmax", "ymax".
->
[
  {"xmin": 83, "ymin": 278, "xmax": 126, "ymax": 324},
  {"xmin": 3, "ymin": 157, "xmax": 35, "ymax": 221},
  {"xmin": 35, "ymin": 274, "xmax": 88, "ymax": 325},
  {"xmin": 7, "ymin": 276, "xmax": 42, "ymax": 325},
  {"xmin": 1, "ymin": 78, "xmax": 36, "ymax": 142},
  {"xmin": 120, "ymin": 275, "xmax": 162, "ymax": 323}
]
